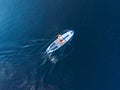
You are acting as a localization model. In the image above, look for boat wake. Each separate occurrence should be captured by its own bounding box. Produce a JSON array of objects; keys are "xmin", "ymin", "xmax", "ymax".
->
[{"xmin": 0, "ymin": 38, "xmax": 70, "ymax": 90}]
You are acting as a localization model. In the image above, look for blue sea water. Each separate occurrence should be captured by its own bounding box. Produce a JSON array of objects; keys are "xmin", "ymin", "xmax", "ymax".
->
[{"xmin": 0, "ymin": 0, "xmax": 120, "ymax": 90}]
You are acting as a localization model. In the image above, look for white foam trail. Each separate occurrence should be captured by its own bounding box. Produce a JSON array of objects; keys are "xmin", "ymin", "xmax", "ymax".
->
[{"xmin": 0, "ymin": 37, "xmax": 70, "ymax": 90}]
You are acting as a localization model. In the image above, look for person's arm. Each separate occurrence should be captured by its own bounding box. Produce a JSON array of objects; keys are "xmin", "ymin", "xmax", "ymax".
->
[
  {"xmin": 58, "ymin": 39, "xmax": 66, "ymax": 44},
  {"xmin": 58, "ymin": 39, "xmax": 63, "ymax": 44}
]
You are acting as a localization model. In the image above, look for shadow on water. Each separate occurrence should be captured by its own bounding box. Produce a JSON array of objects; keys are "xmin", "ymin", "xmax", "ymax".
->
[{"xmin": 0, "ymin": 37, "xmax": 71, "ymax": 90}]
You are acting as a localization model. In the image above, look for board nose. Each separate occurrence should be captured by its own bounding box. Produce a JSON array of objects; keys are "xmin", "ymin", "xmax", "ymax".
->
[{"xmin": 70, "ymin": 30, "xmax": 74, "ymax": 35}]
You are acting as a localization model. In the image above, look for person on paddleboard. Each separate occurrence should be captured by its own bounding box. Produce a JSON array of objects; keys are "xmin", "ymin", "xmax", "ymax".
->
[{"xmin": 57, "ymin": 35, "xmax": 66, "ymax": 44}]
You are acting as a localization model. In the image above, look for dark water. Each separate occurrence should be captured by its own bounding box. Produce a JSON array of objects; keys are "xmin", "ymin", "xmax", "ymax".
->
[{"xmin": 0, "ymin": 0, "xmax": 120, "ymax": 90}]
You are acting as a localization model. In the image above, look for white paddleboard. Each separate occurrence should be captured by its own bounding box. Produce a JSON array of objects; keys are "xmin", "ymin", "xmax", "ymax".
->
[{"xmin": 46, "ymin": 30, "xmax": 74, "ymax": 54}]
